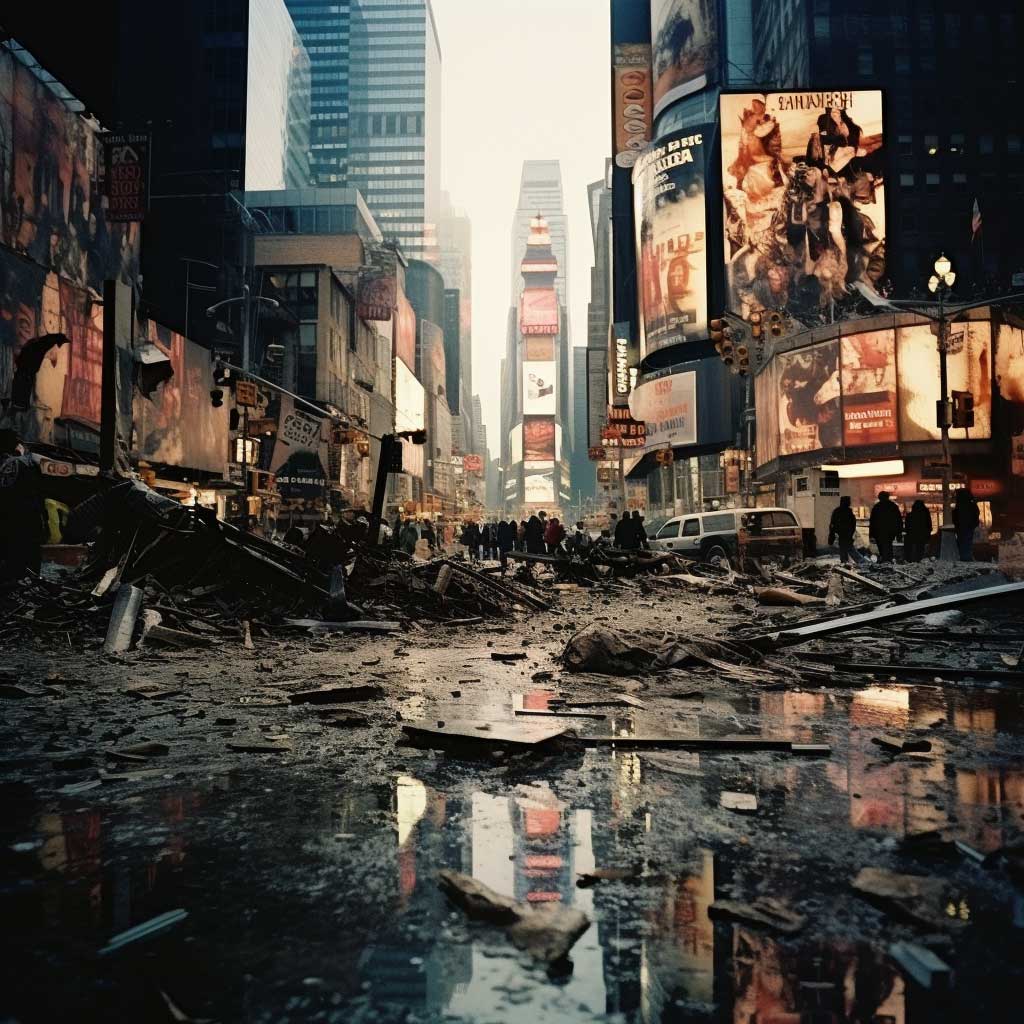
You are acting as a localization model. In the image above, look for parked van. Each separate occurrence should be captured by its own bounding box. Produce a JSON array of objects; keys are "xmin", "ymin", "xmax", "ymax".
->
[{"xmin": 647, "ymin": 507, "xmax": 802, "ymax": 566}]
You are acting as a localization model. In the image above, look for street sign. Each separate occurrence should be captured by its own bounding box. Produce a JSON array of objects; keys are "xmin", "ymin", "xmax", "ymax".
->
[{"xmin": 236, "ymin": 380, "xmax": 259, "ymax": 408}]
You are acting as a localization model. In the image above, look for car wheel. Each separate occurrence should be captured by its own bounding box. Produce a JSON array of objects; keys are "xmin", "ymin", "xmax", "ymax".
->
[{"xmin": 704, "ymin": 544, "xmax": 730, "ymax": 569}]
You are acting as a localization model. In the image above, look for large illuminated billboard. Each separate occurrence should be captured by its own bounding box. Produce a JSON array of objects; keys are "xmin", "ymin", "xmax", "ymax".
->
[
  {"xmin": 720, "ymin": 90, "xmax": 886, "ymax": 319},
  {"xmin": 650, "ymin": 1, "xmax": 718, "ymax": 117},
  {"xmin": 628, "ymin": 370, "xmax": 697, "ymax": 449},
  {"xmin": 523, "ymin": 417, "xmax": 556, "ymax": 461},
  {"xmin": 520, "ymin": 288, "xmax": 558, "ymax": 335},
  {"xmin": 524, "ymin": 462, "xmax": 555, "ymax": 504},
  {"xmin": 523, "ymin": 361, "xmax": 556, "ymax": 415},
  {"xmin": 777, "ymin": 340, "xmax": 841, "ymax": 455},
  {"xmin": 841, "ymin": 329, "xmax": 897, "ymax": 446},
  {"xmin": 633, "ymin": 128, "xmax": 709, "ymax": 357}
]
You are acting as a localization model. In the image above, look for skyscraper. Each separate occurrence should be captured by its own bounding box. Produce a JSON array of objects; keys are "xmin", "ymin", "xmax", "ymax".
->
[
  {"xmin": 438, "ymin": 192, "xmax": 474, "ymax": 444},
  {"xmin": 509, "ymin": 161, "xmax": 569, "ymax": 312},
  {"xmin": 285, "ymin": 0, "xmax": 353, "ymax": 185},
  {"xmin": 347, "ymin": 0, "xmax": 442, "ymax": 262}
]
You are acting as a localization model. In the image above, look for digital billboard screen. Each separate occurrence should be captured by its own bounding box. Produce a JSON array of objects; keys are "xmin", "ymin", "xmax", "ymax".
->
[
  {"xmin": 650, "ymin": 1, "xmax": 718, "ymax": 117},
  {"xmin": 523, "ymin": 361, "xmax": 556, "ymax": 415},
  {"xmin": 840, "ymin": 329, "xmax": 897, "ymax": 446},
  {"xmin": 996, "ymin": 323, "xmax": 1024, "ymax": 404},
  {"xmin": 628, "ymin": 370, "xmax": 696, "ymax": 449},
  {"xmin": 633, "ymin": 129, "xmax": 708, "ymax": 357},
  {"xmin": 720, "ymin": 90, "xmax": 886, "ymax": 319},
  {"xmin": 394, "ymin": 358, "xmax": 425, "ymax": 433},
  {"xmin": 523, "ymin": 417, "xmax": 556, "ymax": 461},
  {"xmin": 524, "ymin": 462, "xmax": 555, "ymax": 504},
  {"xmin": 777, "ymin": 339, "xmax": 841, "ymax": 456},
  {"xmin": 613, "ymin": 43, "xmax": 653, "ymax": 169},
  {"xmin": 520, "ymin": 288, "xmax": 558, "ymax": 335},
  {"xmin": 897, "ymin": 321, "xmax": 992, "ymax": 441},
  {"xmin": 395, "ymin": 293, "xmax": 416, "ymax": 372},
  {"xmin": 524, "ymin": 336, "xmax": 555, "ymax": 361}
]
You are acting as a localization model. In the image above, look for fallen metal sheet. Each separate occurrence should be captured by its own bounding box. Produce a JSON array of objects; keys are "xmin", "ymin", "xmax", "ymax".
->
[
  {"xmin": 768, "ymin": 581, "xmax": 1024, "ymax": 646},
  {"xmin": 581, "ymin": 735, "xmax": 826, "ymax": 754},
  {"xmin": 401, "ymin": 718, "xmax": 571, "ymax": 751},
  {"xmin": 832, "ymin": 564, "xmax": 892, "ymax": 595},
  {"xmin": 827, "ymin": 661, "xmax": 1024, "ymax": 684},
  {"xmin": 98, "ymin": 908, "xmax": 189, "ymax": 956},
  {"xmin": 283, "ymin": 619, "xmax": 401, "ymax": 633},
  {"xmin": 512, "ymin": 694, "xmax": 606, "ymax": 719}
]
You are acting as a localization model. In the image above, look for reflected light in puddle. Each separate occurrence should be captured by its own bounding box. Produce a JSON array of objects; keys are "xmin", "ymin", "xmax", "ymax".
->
[
  {"xmin": 396, "ymin": 776, "xmax": 427, "ymax": 847},
  {"xmin": 852, "ymin": 685, "xmax": 910, "ymax": 728}
]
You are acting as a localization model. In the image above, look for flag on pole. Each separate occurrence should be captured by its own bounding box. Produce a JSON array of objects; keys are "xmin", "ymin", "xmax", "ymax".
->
[{"xmin": 971, "ymin": 198, "xmax": 983, "ymax": 241}]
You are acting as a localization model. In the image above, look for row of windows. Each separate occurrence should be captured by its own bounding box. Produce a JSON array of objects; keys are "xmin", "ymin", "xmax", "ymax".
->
[
  {"xmin": 899, "ymin": 173, "xmax": 1024, "ymax": 194},
  {"xmin": 306, "ymin": 45, "xmax": 350, "ymax": 54},
  {"xmin": 815, "ymin": 11, "xmax": 1015, "ymax": 40},
  {"xmin": 896, "ymin": 133, "xmax": 1023, "ymax": 157},
  {"xmin": 253, "ymin": 206, "xmax": 360, "ymax": 235}
]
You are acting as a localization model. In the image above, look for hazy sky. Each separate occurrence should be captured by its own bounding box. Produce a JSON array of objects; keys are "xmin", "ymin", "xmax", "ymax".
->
[{"xmin": 430, "ymin": 0, "xmax": 610, "ymax": 452}]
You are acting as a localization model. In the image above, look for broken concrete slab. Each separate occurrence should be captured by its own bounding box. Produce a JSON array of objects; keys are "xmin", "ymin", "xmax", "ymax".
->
[
  {"xmin": 708, "ymin": 898, "xmax": 805, "ymax": 935},
  {"xmin": 438, "ymin": 870, "xmax": 589, "ymax": 964},
  {"xmin": 401, "ymin": 719, "xmax": 571, "ymax": 754},
  {"xmin": 720, "ymin": 791, "xmax": 758, "ymax": 813},
  {"xmin": 103, "ymin": 584, "xmax": 143, "ymax": 654},
  {"xmin": 872, "ymin": 735, "xmax": 933, "ymax": 754},
  {"xmin": 316, "ymin": 709, "xmax": 371, "ymax": 728},
  {"xmin": 288, "ymin": 684, "xmax": 384, "ymax": 705},
  {"xmin": 851, "ymin": 867, "xmax": 954, "ymax": 930}
]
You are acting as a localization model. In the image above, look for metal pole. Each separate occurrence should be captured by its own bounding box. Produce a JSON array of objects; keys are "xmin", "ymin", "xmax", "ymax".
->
[
  {"xmin": 100, "ymin": 279, "xmax": 118, "ymax": 473},
  {"xmin": 744, "ymin": 373, "xmax": 754, "ymax": 506},
  {"xmin": 938, "ymin": 287, "xmax": 951, "ymax": 528},
  {"xmin": 369, "ymin": 433, "xmax": 395, "ymax": 546},
  {"xmin": 240, "ymin": 283, "xmax": 251, "ymax": 529}
]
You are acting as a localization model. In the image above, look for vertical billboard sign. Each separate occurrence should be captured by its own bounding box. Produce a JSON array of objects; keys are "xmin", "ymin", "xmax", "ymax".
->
[
  {"xmin": 520, "ymin": 289, "xmax": 559, "ymax": 334},
  {"xmin": 840, "ymin": 329, "xmax": 897, "ymax": 446},
  {"xmin": 613, "ymin": 43, "xmax": 653, "ymax": 170},
  {"xmin": 609, "ymin": 321, "xmax": 636, "ymax": 407},
  {"xmin": 651, "ymin": 1, "xmax": 719, "ymax": 117},
  {"xmin": 102, "ymin": 133, "xmax": 151, "ymax": 223},
  {"xmin": 777, "ymin": 339, "xmax": 841, "ymax": 455},
  {"xmin": 394, "ymin": 293, "xmax": 417, "ymax": 372},
  {"xmin": 522, "ymin": 362, "xmax": 556, "ymax": 414},
  {"xmin": 720, "ymin": 91, "xmax": 886, "ymax": 318},
  {"xmin": 632, "ymin": 129, "xmax": 709, "ymax": 357},
  {"xmin": 897, "ymin": 322, "xmax": 992, "ymax": 441}
]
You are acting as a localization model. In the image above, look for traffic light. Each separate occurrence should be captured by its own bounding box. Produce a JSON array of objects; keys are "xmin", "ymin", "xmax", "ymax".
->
[
  {"xmin": 735, "ymin": 342, "xmax": 750, "ymax": 375},
  {"xmin": 710, "ymin": 317, "xmax": 734, "ymax": 366},
  {"xmin": 768, "ymin": 311, "xmax": 785, "ymax": 337},
  {"xmin": 952, "ymin": 390, "xmax": 975, "ymax": 429},
  {"xmin": 749, "ymin": 311, "xmax": 763, "ymax": 340},
  {"xmin": 388, "ymin": 443, "xmax": 404, "ymax": 473},
  {"xmin": 210, "ymin": 388, "xmax": 224, "ymax": 408}
]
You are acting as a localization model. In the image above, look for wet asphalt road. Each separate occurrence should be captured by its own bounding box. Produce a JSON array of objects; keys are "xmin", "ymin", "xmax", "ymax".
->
[{"xmin": 2, "ymin": 571, "xmax": 1024, "ymax": 1023}]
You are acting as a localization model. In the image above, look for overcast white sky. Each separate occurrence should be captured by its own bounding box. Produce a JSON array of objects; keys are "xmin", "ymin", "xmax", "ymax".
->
[{"xmin": 430, "ymin": 0, "xmax": 610, "ymax": 452}]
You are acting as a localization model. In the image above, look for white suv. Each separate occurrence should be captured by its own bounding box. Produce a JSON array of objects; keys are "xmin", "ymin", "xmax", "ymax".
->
[{"xmin": 647, "ymin": 507, "xmax": 802, "ymax": 566}]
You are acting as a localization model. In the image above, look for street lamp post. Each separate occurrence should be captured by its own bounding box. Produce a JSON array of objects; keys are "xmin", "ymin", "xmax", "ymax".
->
[{"xmin": 928, "ymin": 254, "xmax": 957, "ymax": 532}]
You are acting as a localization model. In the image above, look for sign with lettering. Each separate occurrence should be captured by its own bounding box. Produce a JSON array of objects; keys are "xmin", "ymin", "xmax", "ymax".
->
[{"xmin": 102, "ymin": 132, "xmax": 150, "ymax": 222}]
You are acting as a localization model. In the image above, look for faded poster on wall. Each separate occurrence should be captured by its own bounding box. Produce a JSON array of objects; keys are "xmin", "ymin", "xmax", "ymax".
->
[
  {"xmin": 651, "ymin": 0, "xmax": 718, "ymax": 117},
  {"xmin": 840, "ymin": 329, "xmax": 897, "ymax": 446},
  {"xmin": 777, "ymin": 339, "xmax": 841, "ymax": 455}
]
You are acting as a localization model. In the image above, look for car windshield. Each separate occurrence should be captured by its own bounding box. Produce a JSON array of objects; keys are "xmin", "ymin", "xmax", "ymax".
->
[{"xmin": 645, "ymin": 517, "xmax": 669, "ymax": 537}]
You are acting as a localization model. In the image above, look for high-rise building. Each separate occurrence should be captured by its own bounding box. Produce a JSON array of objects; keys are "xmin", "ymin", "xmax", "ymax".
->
[
  {"xmin": 509, "ymin": 161, "xmax": 569, "ymax": 313},
  {"xmin": 347, "ymin": 0, "xmax": 442, "ymax": 263},
  {"xmin": 438, "ymin": 192, "xmax": 474, "ymax": 441},
  {"xmin": 570, "ymin": 348, "xmax": 595, "ymax": 507},
  {"xmin": 285, "ymin": 0, "xmax": 353, "ymax": 185}
]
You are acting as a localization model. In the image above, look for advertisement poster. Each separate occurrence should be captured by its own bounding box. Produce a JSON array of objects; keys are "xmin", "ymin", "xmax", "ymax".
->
[
  {"xmin": 510, "ymin": 423, "xmax": 523, "ymax": 464},
  {"xmin": 523, "ymin": 417, "xmax": 556, "ymax": 461},
  {"xmin": 840, "ymin": 329, "xmax": 897, "ymax": 446},
  {"xmin": 394, "ymin": 293, "xmax": 416, "ymax": 372},
  {"xmin": 525, "ymin": 336, "xmax": 554, "ymax": 360},
  {"xmin": 103, "ymin": 132, "xmax": 151, "ymax": 223},
  {"xmin": 609, "ymin": 322, "xmax": 637, "ymax": 408},
  {"xmin": 605, "ymin": 405, "xmax": 647, "ymax": 447},
  {"xmin": 651, "ymin": 1, "xmax": 718, "ymax": 117},
  {"xmin": 777, "ymin": 339, "xmax": 841, "ymax": 455},
  {"xmin": 633, "ymin": 129, "xmax": 708, "ymax": 356},
  {"xmin": 394, "ymin": 359, "xmax": 425, "ymax": 432},
  {"xmin": 628, "ymin": 370, "xmax": 697, "ymax": 449},
  {"xmin": 720, "ymin": 90, "xmax": 886, "ymax": 318},
  {"xmin": 520, "ymin": 288, "xmax": 558, "ymax": 335},
  {"xmin": 995, "ymin": 324, "xmax": 1024, "ymax": 404},
  {"xmin": 613, "ymin": 43, "xmax": 653, "ymax": 169},
  {"xmin": 419, "ymin": 321, "xmax": 446, "ymax": 397},
  {"xmin": 754, "ymin": 361, "xmax": 780, "ymax": 467},
  {"xmin": 270, "ymin": 395, "xmax": 329, "ymax": 500},
  {"xmin": 523, "ymin": 361, "xmax": 556, "ymax": 414},
  {"xmin": 524, "ymin": 462, "xmax": 555, "ymax": 504},
  {"xmin": 463, "ymin": 454, "xmax": 483, "ymax": 473},
  {"xmin": 897, "ymin": 322, "xmax": 992, "ymax": 441},
  {"xmin": 356, "ymin": 269, "xmax": 396, "ymax": 322}
]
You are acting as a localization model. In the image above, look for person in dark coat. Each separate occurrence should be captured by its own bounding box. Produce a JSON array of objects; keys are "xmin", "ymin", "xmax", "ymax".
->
[
  {"xmin": 496, "ymin": 519, "xmax": 515, "ymax": 570},
  {"xmin": 0, "ymin": 429, "xmax": 44, "ymax": 582},
  {"xmin": 524, "ymin": 514, "xmax": 545, "ymax": 555},
  {"xmin": 828, "ymin": 495, "xmax": 860, "ymax": 565},
  {"xmin": 869, "ymin": 491, "xmax": 903, "ymax": 563},
  {"xmin": 952, "ymin": 489, "xmax": 980, "ymax": 561},
  {"xmin": 613, "ymin": 512, "xmax": 632, "ymax": 549},
  {"xmin": 420, "ymin": 518, "xmax": 436, "ymax": 553},
  {"xmin": 480, "ymin": 522, "xmax": 493, "ymax": 560},
  {"xmin": 631, "ymin": 511, "xmax": 649, "ymax": 550},
  {"xmin": 517, "ymin": 520, "xmax": 527, "ymax": 551},
  {"xmin": 543, "ymin": 516, "xmax": 566, "ymax": 554},
  {"xmin": 462, "ymin": 520, "xmax": 481, "ymax": 560},
  {"xmin": 399, "ymin": 519, "xmax": 419, "ymax": 555},
  {"xmin": 904, "ymin": 500, "xmax": 932, "ymax": 562}
]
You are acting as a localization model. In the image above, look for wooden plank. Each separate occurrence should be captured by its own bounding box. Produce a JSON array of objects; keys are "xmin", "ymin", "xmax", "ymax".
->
[
  {"xmin": 833, "ymin": 564, "xmax": 892, "ymax": 595},
  {"xmin": 581, "ymin": 735, "xmax": 795, "ymax": 751}
]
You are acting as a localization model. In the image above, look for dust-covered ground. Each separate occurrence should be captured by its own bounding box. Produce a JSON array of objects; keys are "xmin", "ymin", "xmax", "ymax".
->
[{"xmin": 2, "ymin": 564, "xmax": 1023, "ymax": 1023}]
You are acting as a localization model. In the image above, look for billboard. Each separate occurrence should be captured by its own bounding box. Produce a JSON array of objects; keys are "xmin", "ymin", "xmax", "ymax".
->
[
  {"xmin": 613, "ymin": 43, "xmax": 653, "ymax": 169},
  {"xmin": 103, "ymin": 132, "xmax": 150, "ymax": 223},
  {"xmin": 628, "ymin": 370, "xmax": 697, "ymax": 449},
  {"xmin": 510, "ymin": 423, "xmax": 523, "ymax": 464},
  {"xmin": 463, "ymin": 454, "xmax": 483, "ymax": 473},
  {"xmin": 755, "ymin": 359, "xmax": 780, "ymax": 467},
  {"xmin": 633, "ymin": 129, "xmax": 708, "ymax": 356},
  {"xmin": 394, "ymin": 358, "xmax": 425, "ymax": 432},
  {"xmin": 523, "ymin": 361, "xmax": 556, "ymax": 414},
  {"xmin": 897, "ymin": 322, "xmax": 992, "ymax": 441},
  {"xmin": 841, "ymin": 329, "xmax": 897, "ymax": 446},
  {"xmin": 357, "ymin": 270, "xmax": 396, "ymax": 322},
  {"xmin": 524, "ymin": 462, "xmax": 555, "ymax": 504},
  {"xmin": 610, "ymin": 321, "xmax": 637, "ymax": 407},
  {"xmin": 270, "ymin": 395, "xmax": 329, "ymax": 500},
  {"xmin": 778, "ymin": 339, "xmax": 841, "ymax": 455},
  {"xmin": 523, "ymin": 417, "xmax": 556, "ymax": 461},
  {"xmin": 651, "ymin": 1, "xmax": 718, "ymax": 117},
  {"xmin": 394, "ymin": 293, "xmax": 416, "ymax": 372},
  {"xmin": 720, "ymin": 90, "xmax": 886, "ymax": 318},
  {"xmin": 995, "ymin": 324, "xmax": 1024, "ymax": 404},
  {"xmin": 525, "ymin": 336, "xmax": 555, "ymax": 360},
  {"xmin": 419, "ymin": 321, "xmax": 446, "ymax": 397},
  {"xmin": 520, "ymin": 288, "xmax": 558, "ymax": 335}
]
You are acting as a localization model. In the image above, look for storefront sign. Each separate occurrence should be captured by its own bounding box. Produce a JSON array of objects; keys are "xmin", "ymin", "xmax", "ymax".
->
[{"xmin": 103, "ymin": 132, "xmax": 150, "ymax": 223}]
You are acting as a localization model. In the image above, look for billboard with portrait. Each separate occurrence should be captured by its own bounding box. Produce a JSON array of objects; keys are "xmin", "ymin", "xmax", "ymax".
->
[
  {"xmin": 628, "ymin": 370, "xmax": 697, "ymax": 449},
  {"xmin": 651, "ymin": 0, "xmax": 718, "ymax": 117},
  {"xmin": 524, "ymin": 461, "xmax": 555, "ymax": 504},
  {"xmin": 995, "ymin": 323, "xmax": 1024, "ymax": 405},
  {"xmin": 777, "ymin": 339, "xmax": 841, "ymax": 456},
  {"xmin": 840, "ymin": 329, "xmax": 897, "ymax": 446},
  {"xmin": 634, "ymin": 129, "xmax": 708, "ymax": 357},
  {"xmin": 394, "ymin": 293, "xmax": 416, "ymax": 372},
  {"xmin": 523, "ymin": 361, "xmax": 556, "ymax": 414},
  {"xmin": 523, "ymin": 417, "xmax": 556, "ymax": 461},
  {"xmin": 897, "ymin": 322, "xmax": 992, "ymax": 441},
  {"xmin": 520, "ymin": 288, "xmax": 558, "ymax": 335},
  {"xmin": 720, "ymin": 90, "xmax": 886, "ymax": 318}
]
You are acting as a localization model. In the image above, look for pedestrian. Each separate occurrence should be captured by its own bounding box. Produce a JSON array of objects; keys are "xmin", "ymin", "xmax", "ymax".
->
[
  {"xmin": 282, "ymin": 523, "xmax": 305, "ymax": 549},
  {"xmin": 0, "ymin": 428, "xmax": 44, "ymax": 583},
  {"xmin": 631, "ymin": 510, "xmax": 649, "ymax": 550},
  {"xmin": 497, "ymin": 518, "xmax": 515, "ymax": 571},
  {"xmin": 420, "ymin": 517, "xmax": 436, "ymax": 554},
  {"xmin": 827, "ymin": 495, "xmax": 861, "ymax": 565},
  {"xmin": 392, "ymin": 514, "xmax": 403, "ymax": 548},
  {"xmin": 524, "ymin": 513, "xmax": 545, "ymax": 554},
  {"xmin": 480, "ymin": 522, "xmax": 493, "ymax": 560},
  {"xmin": 544, "ymin": 515, "xmax": 566, "ymax": 554},
  {"xmin": 399, "ymin": 518, "xmax": 419, "ymax": 555},
  {"xmin": 516, "ymin": 519, "xmax": 527, "ymax": 551},
  {"xmin": 571, "ymin": 521, "xmax": 592, "ymax": 555},
  {"xmin": 613, "ymin": 512, "xmax": 632, "ymax": 549},
  {"xmin": 464, "ymin": 520, "xmax": 481, "ymax": 560},
  {"xmin": 869, "ymin": 490, "xmax": 903, "ymax": 563},
  {"xmin": 952, "ymin": 489, "xmax": 981, "ymax": 561},
  {"xmin": 904, "ymin": 500, "xmax": 932, "ymax": 562}
]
